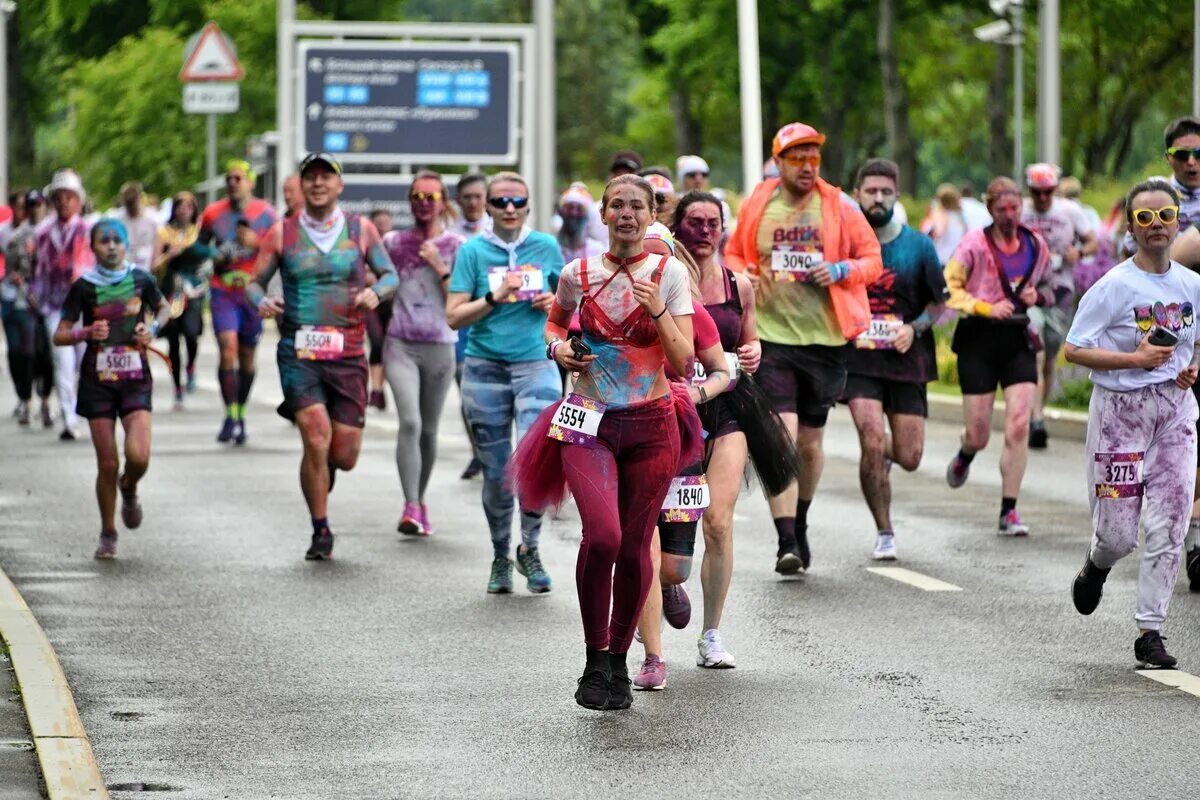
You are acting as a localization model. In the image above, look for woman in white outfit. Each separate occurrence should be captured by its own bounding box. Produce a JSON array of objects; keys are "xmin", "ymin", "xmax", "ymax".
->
[{"xmin": 1065, "ymin": 178, "xmax": 1200, "ymax": 669}]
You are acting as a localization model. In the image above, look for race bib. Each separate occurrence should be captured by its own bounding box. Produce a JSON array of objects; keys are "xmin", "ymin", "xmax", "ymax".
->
[
  {"xmin": 660, "ymin": 474, "xmax": 711, "ymax": 523},
  {"xmin": 487, "ymin": 264, "xmax": 544, "ymax": 302},
  {"xmin": 219, "ymin": 271, "xmax": 251, "ymax": 290},
  {"xmin": 1094, "ymin": 451, "xmax": 1144, "ymax": 499},
  {"xmin": 295, "ymin": 326, "xmax": 345, "ymax": 361},
  {"xmin": 771, "ymin": 245, "xmax": 824, "ymax": 282},
  {"xmin": 692, "ymin": 352, "xmax": 741, "ymax": 387},
  {"xmin": 96, "ymin": 346, "xmax": 144, "ymax": 382},
  {"xmin": 547, "ymin": 393, "xmax": 606, "ymax": 447},
  {"xmin": 855, "ymin": 314, "xmax": 904, "ymax": 350}
]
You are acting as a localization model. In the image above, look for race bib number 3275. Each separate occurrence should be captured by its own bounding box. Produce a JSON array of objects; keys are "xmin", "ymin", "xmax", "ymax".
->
[{"xmin": 1094, "ymin": 451, "xmax": 1144, "ymax": 499}]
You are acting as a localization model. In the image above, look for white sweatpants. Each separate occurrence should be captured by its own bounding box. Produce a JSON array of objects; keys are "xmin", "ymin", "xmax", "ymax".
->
[{"xmin": 42, "ymin": 309, "xmax": 83, "ymax": 431}]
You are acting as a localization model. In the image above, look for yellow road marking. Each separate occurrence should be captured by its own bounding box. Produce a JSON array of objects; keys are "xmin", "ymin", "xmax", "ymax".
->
[{"xmin": 865, "ymin": 567, "xmax": 963, "ymax": 592}]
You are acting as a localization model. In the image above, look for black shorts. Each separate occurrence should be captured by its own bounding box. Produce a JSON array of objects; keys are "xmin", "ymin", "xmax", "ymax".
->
[
  {"xmin": 77, "ymin": 375, "xmax": 153, "ymax": 420},
  {"xmin": 757, "ymin": 341, "xmax": 849, "ymax": 427},
  {"xmin": 277, "ymin": 346, "xmax": 368, "ymax": 429},
  {"xmin": 952, "ymin": 317, "xmax": 1037, "ymax": 395},
  {"xmin": 1193, "ymin": 383, "xmax": 1200, "ymax": 467},
  {"xmin": 659, "ymin": 461, "xmax": 703, "ymax": 557},
  {"xmin": 842, "ymin": 374, "xmax": 928, "ymax": 417},
  {"xmin": 698, "ymin": 394, "xmax": 740, "ymax": 440}
]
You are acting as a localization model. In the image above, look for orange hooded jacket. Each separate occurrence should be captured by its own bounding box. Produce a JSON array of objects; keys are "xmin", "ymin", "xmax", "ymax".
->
[{"xmin": 726, "ymin": 177, "xmax": 883, "ymax": 340}]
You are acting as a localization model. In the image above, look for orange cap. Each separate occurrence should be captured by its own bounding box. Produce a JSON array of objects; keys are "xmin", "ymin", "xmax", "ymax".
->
[{"xmin": 772, "ymin": 122, "xmax": 826, "ymax": 157}]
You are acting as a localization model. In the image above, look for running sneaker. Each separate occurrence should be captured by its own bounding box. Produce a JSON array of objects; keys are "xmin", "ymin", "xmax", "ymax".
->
[
  {"xmin": 16, "ymin": 402, "xmax": 29, "ymax": 427},
  {"xmin": 418, "ymin": 504, "xmax": 434, "ymax": 536},
  {"xmin": 1071, "ymin": 556, "xmax": 1110, "ymax": 615},
  {"xmin": 93, "ymin": 530, "xmax": 118, "ymax": 560},
  {"xmin": 368, "ymin": 389, "xmax": 386, "ymax": 411},
  {"xmin": 775, "ymin": 542, "xmax": 803, "ymax": 575},
  {"xmin": 305, "ymin": 528, "xmax": 335, "ymax": 561},
  {"xmin": 872, "ymin": 532, "xmax": 897, "ymax": 561},
  {"xmin": 697, "ymin": 629, "xmax": 736, "ymax": 668},
  {"xmin": 460, "ymin": 457, "xmax": 483, "ymax": 480},
  {"xmin": 185, "ymin": 370, "xmax": 197, "ymax": 394},
  {"xmin": 40, "ymin": 404, "xmax": 53, "ymax": 429},
  {"xmin": 397, "ymin": 501, "xmax": 426, "ymax": 536},
  {"xmin": 633, "ymin": 655, "xmax": 666, "ymax": 690},
  {"xmin": 607, "ymin": 657, "xmax": 633, "ymax": 710},
  {"xmin": 233, "ymin": 420, "xmax": 247, "ymax": 446},
  {"xmin": 1028, "ymin": 421, "xmax": 1048, "ymax": 450},
  {"xmin": 1134, "ymin": 630, "xmax": 1178, "ymax": 669},
  {"xmin": 217, "ymin": 417, "xmax": 236, "ymax": 443},
  {"xmin": 997, "ymin": 510, "xmax": 1030, "ymax": 537},
  {"xmin": 515, "ymin": 546, "xmax": 552, "ymax": 593},
  {"xmin": 662, "ymin": 584, "xmax": 691, "ymax": 629},
  {"xmin": 946, "ymin": 453, "xmax": 970, "ymax": 488},
  {"xmin": 796, "ymin": 526, "xmax": 812, "ymax": 570},
  {"xmin": 1187, "ymin": 546, "xmax": 1200, "ymax": 593},
  {"xmin": 575, "ymin": 663, "xmax": 611, "ymax": 710},
  {"xmin": 173, "ymin": 390, "xmax": 185, "ymax": 411},
  {"xmin": 487, "ymin": 556, "xmax": 514, "ymax": 594},
  {"xmin": 59, "ymin": 428, "xmax": 76, "ymax": 442},
  {"xmin": 119, "ymin": 483, "xmax": 143, "ymax": 529}
]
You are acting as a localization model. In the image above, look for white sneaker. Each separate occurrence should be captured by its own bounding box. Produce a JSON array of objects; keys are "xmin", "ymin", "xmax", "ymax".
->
[
  {"xmin": 872, "ymin": 532, "xmax": 897, "ymax": 561},
  {"xmin": 998, "ymin": 509, "xmax": 1030, "ymax": 537},
  {"xmin": 697, "ymin": 629, "xmax": 736, "ymax": 669}
]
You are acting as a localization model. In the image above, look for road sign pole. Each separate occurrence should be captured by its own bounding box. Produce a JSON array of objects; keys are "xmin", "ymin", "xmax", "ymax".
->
[
  {"xmin": 278, "ymin": 0, "xmax": 296, "ymax": 208},
  {"xmin": 533, "ymin": 0, "xmax": 555, "ymax": 231},
  {"xmin": 737, "ymin": 0, "xmax": 764, "ymax": 195},
  {"xmin": 1037, "ymin": 0, "xmax": 1060, "ymax": 165},
  {"xmin": 1012, "ymin": 4, "xmax": 1023, "ymax": 179},
  {"xmin": 207, "ymin": 114, "xmax": 218, "ymax": 205}
]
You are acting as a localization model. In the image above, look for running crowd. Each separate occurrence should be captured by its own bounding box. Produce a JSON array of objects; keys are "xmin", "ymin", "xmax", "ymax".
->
[{"xmin": 4, "ymin": 116, "xmax": 1200, "ymax": 710}]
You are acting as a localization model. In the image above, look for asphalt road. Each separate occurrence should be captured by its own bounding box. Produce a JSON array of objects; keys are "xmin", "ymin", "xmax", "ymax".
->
[{"xmin": 2, "ymin": 334, "xmax": 1200, "ymax": 799}]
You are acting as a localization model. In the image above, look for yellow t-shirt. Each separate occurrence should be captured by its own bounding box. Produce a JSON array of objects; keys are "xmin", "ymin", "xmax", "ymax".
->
[{"xmin": 754, "ymin": 191, "xmax": 844, "ymax": 346}]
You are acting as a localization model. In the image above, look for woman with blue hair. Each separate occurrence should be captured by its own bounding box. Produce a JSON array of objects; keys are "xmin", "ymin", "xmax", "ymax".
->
[{"xmin": 53, "ymin": 218, "xmax": 170, "ymax": 559}]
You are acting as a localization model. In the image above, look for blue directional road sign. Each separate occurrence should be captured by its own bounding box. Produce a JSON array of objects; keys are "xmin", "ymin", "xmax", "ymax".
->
[{"xmin": 299, "ymin": 41, "xmax": 518, "ymax": 164}]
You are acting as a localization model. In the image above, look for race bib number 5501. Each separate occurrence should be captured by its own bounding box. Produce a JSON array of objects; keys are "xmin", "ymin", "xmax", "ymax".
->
[{"xmin": 97, "ymin": 346, "xmax": 144, "ymax": 382}]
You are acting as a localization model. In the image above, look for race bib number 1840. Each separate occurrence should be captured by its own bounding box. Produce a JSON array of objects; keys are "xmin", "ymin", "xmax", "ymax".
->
[{"xmin": 660, "ymin": 474, "xmax": 711, "ymax": 523}]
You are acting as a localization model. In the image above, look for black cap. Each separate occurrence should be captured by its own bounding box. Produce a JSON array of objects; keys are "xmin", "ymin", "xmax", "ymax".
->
[
  {"xmin": 610, "ymin": 149, "xmax": 644, "ymax": 174},
  {"xmin": 299, "ymin": 152, "xmax": 343, "ymax": 177},
  {"xmin": 23, "ymin": 189, "xmax": 45, "ymax": 206}
]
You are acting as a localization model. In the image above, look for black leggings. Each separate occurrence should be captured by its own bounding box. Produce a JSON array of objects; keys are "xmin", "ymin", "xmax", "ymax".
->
[
  {"xmin": 2, "ymin": 305, "xmax": 52, "ymax": 401},
  {"xmin": 164, "ymin": 302, "xmax": 203, "ymax": 391}
]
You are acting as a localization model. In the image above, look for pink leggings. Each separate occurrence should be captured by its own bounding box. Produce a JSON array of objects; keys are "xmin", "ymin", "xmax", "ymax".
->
[{"xmin": 564, "ymin": 396, "xmax": 681, "ymax": 653}]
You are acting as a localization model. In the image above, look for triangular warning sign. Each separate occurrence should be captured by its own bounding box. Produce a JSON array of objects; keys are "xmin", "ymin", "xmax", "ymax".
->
[{"xmin": 180, "ymin": 23, "xmax": 244, "ymax": 82}]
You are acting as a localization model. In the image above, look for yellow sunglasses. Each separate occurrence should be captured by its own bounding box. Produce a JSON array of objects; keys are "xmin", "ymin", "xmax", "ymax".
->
[{"xmin": 1132, "ymin": 206, "xmax": 1179, "ymax": 226}]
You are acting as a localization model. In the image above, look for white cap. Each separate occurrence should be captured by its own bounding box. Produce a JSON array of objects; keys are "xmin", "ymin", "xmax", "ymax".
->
[
  {"xmin": 44, "ymin": 169, "xmax": 86, "ymax": 203},
  {"xmin": 676, "ymin": 155, "xmax": 710, "ymax": 184},
  {"xmin": 643, "ymin": 221, "xmax": 676, "ymax": 254}
]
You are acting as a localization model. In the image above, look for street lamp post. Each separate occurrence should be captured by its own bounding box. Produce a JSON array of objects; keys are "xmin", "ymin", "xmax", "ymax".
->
[
  {"xmin": 975, "ymin": 1, "xmax": 1026, "ymax": 178},
  {"xmin": 0, "ymin": 1, "xmax": 14, "ymax": 203},
  {"xmin": 737, "ymin": 0, "xmax": 764, "ymax": 195}
]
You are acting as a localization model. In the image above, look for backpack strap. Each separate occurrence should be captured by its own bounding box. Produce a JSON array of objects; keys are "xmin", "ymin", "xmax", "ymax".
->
[
  {"xmin": 653, "ymin": 255, "xmax": 668, "ymax": 283},
  {"xmin": 579, "ymin": 256, "xmax": 591, "ymax": 294}
]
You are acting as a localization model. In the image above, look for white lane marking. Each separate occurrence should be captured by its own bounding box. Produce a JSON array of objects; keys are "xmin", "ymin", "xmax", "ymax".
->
[
  {"xmin": 1136, "ymin": 669, "xmax": 1200, "ymax": 698},
  {"xmin": 11, "ymin": 573, "xmax": 98, "ymax": 581},
  {"xmin": 865, "ymin": 567, "xmax": 963, "ymax": 592}
]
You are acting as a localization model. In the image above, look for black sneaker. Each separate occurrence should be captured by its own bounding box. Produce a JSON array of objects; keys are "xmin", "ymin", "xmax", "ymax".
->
[
  {"xmin": 575, "ymin": 663, "xmax": 611, "ymax": 710},
  {"xmin": 796, "ymin": 526, "xmax": 812, "ymax": 570},
  {"xmin": 606, "ymin": 655, "xmax": 633, "ymax": 710},
  {"xmin": 1187, "ymin": 547, "xmax": 1200, "ymax": 593},
  {"xmin": 1134, "ymin": 630, "xmax": 1177, "ymax": 669},
  {"xmin": 233, "ymin": 420, "xmax": 247, "ymax": 446},
  {"xmin": 460, "ymin": 457, "xmax": 483, "ymax": 480},
  {"xmin": 775, "ymin": 539, "xmax": 803, "ymax": 575},
  {"xmin": 1029, "ymin": 421, "xmax": 1048, "ymax": 449},
  {"xmin": 305, "ymin": 528, "xmax": 335, "ymax": 561},
  {"xmin": 1071, "ymin": 556, "xmax": 1110, "ymax": 615},
  {"xmin": 217, "ymin": 416, "xmax": 236, "ymax": 443}
]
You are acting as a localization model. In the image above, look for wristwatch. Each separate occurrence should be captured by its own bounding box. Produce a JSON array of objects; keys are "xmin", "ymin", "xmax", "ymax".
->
[{"xmin": 484, "ymin": 291, "xmax": 498, "ymax": 307}]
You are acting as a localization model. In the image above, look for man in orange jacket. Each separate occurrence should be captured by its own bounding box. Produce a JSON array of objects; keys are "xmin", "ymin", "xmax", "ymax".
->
[{"xmin": 726, "ymin": 122, "xmax": 883, "ymax": 574}]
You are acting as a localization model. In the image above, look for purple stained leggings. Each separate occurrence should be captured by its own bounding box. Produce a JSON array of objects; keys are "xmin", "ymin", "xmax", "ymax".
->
[{"xmin": 563, "ymin": 395, "xmax": 681, "ymax": 653}]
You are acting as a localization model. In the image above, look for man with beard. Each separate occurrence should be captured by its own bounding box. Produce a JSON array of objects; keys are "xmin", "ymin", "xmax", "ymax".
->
[
  {"xmin": 725, "ymin": 122, "xmax": 882, "ymax": 574},
  {"xmin": 844, "ymin": 160, "xmax": 946, "ymax": 561}
]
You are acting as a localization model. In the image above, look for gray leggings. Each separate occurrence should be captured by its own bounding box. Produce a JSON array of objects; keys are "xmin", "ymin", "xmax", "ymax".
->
[{"xmin": 383, "ymin": 338, "xmax": 456, "ymax": 502}]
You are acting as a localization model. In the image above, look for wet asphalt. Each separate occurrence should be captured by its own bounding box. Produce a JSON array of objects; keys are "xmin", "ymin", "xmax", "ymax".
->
[{"xmin": 2, "ymin": 334, "xmax": 1200, "ymax": 799}]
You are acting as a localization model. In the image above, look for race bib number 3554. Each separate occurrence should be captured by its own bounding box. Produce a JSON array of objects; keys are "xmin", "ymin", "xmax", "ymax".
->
[
  {"xmin": 295, "ymin": 326, "xmax": 345, "ymax": 361},
  {"xmin": 1094, "ymin": 451, "xmax": 1144, "ymax": 499},
  {"xmin": 96, "ymin": 346, "xmax": 144, "ymax": 382},
  {"xmin": 547, "ymin": 393, "xmax": 606, "ymax": 447}
]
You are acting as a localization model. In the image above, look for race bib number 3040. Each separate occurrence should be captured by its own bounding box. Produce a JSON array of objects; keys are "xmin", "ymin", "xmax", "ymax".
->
[
  {"xmin": 547, "ymin": 393, "xmax": 606, "ymax": 447},
  {"xmin": 96, "ymin": 346, "xmax": 144, "ymax": 382},
  {"xmin": 487, "ymin": 264, "xmax": 545, "ymax": 302},
  {"xmin": 661, "ymin": 475, "xmax": 711, "ymax": 523},
  {"xmin": 772, "ymin": 246, "xmax": 823, "ymax": 282},
  {"xmin": 1094, "ymin": 451, "xmax": 1144, "ymax": 499},
  {"xmin": 295, "ymin": 326, "xmax": 346, "ymax": 361}
]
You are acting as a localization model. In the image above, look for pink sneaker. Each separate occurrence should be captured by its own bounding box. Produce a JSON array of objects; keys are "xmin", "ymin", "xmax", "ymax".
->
[
  {"xmin": 419, "ymin": 504, "xmax": 434, "ymax": 536},
  {"xmin": 397, "ymin": 502, "xmax": 426, "ymax": 536},
  {"xmin": 633, "ymin": 654, "xmax": 666, "ymax": 690},
  {"xmin": 998, "ymin": 509, "xmax": 1030, "ymax": 537}
]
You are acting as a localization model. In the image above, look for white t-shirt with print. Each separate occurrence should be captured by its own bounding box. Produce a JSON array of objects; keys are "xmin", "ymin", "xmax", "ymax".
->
[
  {"xmin": 1022, "ymin": 196, "xmax": 1093, "ymax": 292},
  {"xmin": 1066, "ymin": 258, "xmax": 1200, "ymax": 391},
  {"xmin": 555, "ymin": 255, "xmax": 694, "ymax": 319}
]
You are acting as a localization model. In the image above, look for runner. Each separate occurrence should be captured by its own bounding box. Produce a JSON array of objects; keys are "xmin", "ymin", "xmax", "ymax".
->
[
  {"xmin": 643, "ymin": 172, "xmax": 677, "ymax": 226},
  {"xmin": 111, "ymin": 182, "xmax": 160, "ymax": 273},
  {"xmin": 2, "ymin": 190, "xmax": 53, "ymax": 427},
  {"xmin": 382, "ymin": 171, "xmax": 465, "ymax": 536},
  {"xmin": 1065, "ymin": 178, "xmax": 1200, "ymax": 669},
  {"xmin": 510, "ymin": 173, "xmax": 699, "ymax": 711},
  {"xmin": 53, "ymin": 218, "xmax": 169, "ymax": 559},
  {"xmin": 676, "ymin": 155, "xmax": 734, "ymax": 226},
  {"xmin": 448, "ymin": 173, "xmax": 491, "ymax": 240},
  {"xmin": 445, "ymin": 171, "xmax": 564, "ymax": 594},
  {"xmin": 844, "ymin": 159, "xmax": 946, "ymax": 560},
  {"xmin": 366, "ymin": 207, "xmax": 398, "ymax": 411},
  {"xmin": 154, "ymin": 191, "xmax": 215, "ymax": 409},
  {"xmin": 724, "ymin": 121, "xmax": 883, "ymax": 574},
  {"xmin": 556, "ymin": 185, "xmax": 606, "ymax": 263},
  {"xmin": 281, "ymin": 174, "xmax": 303, "ymax": 218},
  {"xmin": 32, "ymin": 169, "xmax": 95, "ymax": 441},
  {"xmin": 247, "ymin": 152, "xmax": 398, "ymax": 561},
  {"xmin": 1021, "ymin": 163, "xmax": 1097, "ymax": 449},
  {"xmin": 587, "ymin": 150, "xmax": 644, "ymax": 242},
  {"xmin": 944, "ymin": 176, "xmax": 1053, "ymax": 535},
  {"xmin": 199, "ymin": 159, "xmax": 277, "ymax": 445}
]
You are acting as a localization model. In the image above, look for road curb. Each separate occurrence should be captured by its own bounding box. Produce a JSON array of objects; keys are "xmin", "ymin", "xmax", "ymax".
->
[
  {"xmin": 927, "ymin": 392, "xmax": 1088, "ymax": 442},
  {"xmin": 0, "ymin": 568, "xmax": 108, "ymax": 798}
]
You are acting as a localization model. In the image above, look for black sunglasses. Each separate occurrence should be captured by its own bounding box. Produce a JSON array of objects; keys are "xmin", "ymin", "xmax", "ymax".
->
[
  {"xmin": 1168, "ymin": 147, "xmax": 1200, "ymax": 163},
  {"xmin": 488, "ymin": 196, "xmax": 529, "ymax": 210}
]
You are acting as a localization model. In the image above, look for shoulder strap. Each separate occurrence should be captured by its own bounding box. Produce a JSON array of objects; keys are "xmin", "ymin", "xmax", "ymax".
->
[
  {"xmin": 982, "ymin": 226, "xmax": 1029, "ymax": 307},
  {"xmin": 579, "ymin": 256, "xmax": 591, "ymax": 293},
  {"xmin": 724, "ymin": 266, "xmax": 743, "ymax": 312},
  {"xmin": 653, "ymin": 255, "xmax": 668, "ymax": 284}
]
